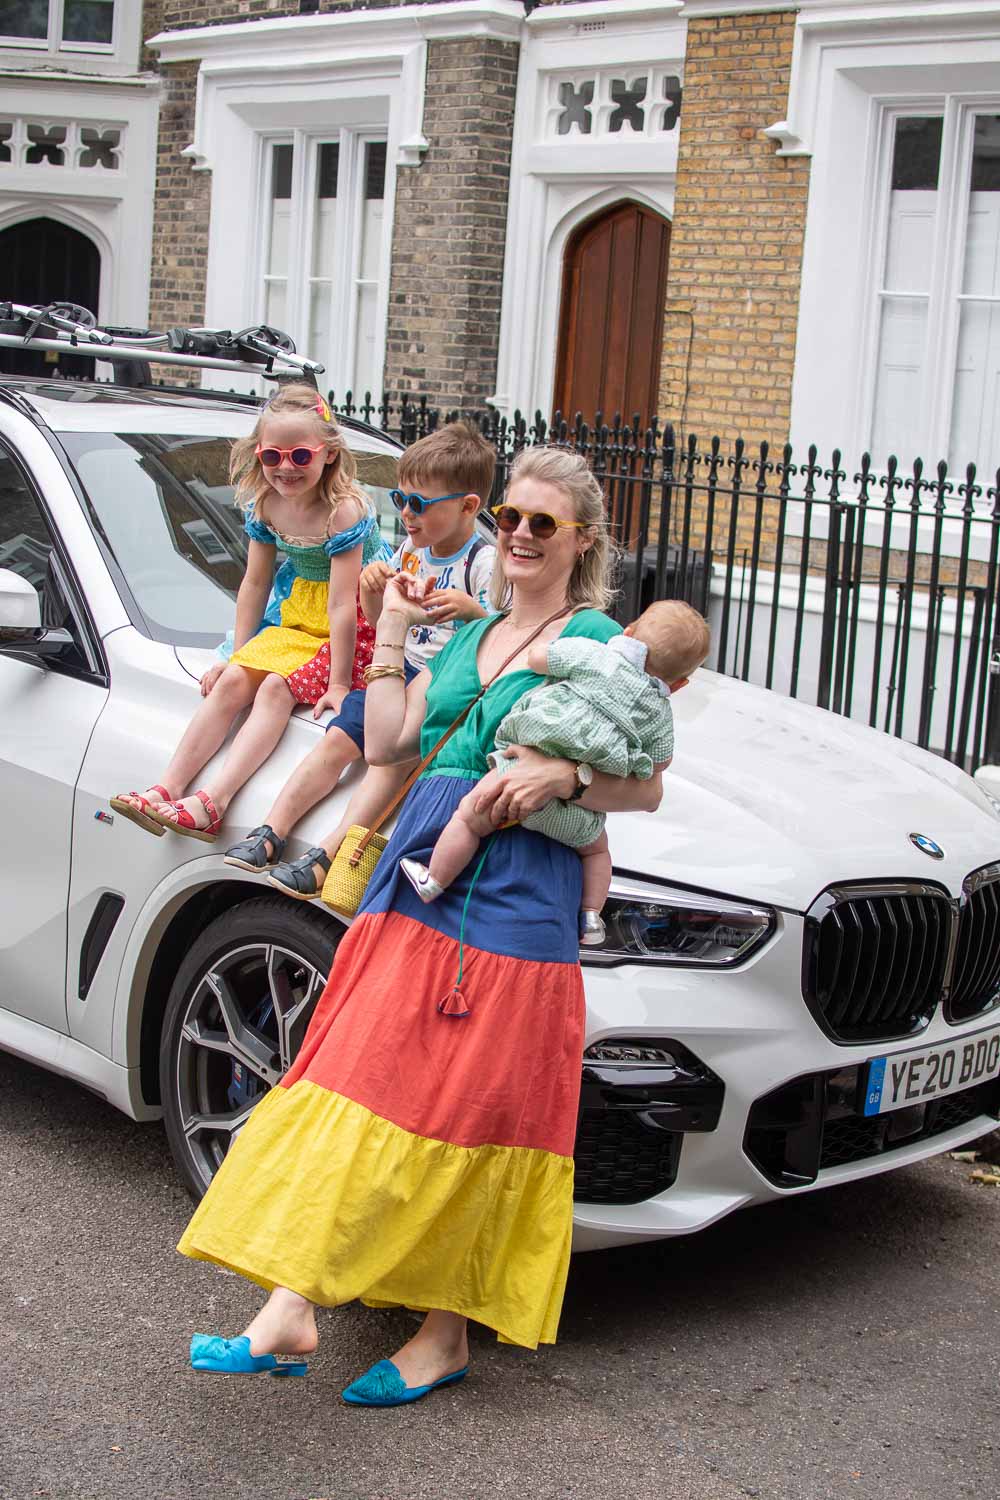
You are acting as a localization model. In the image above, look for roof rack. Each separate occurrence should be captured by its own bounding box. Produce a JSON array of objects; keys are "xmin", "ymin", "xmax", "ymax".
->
[{"xmin": 0, "ymin": 301, "xmax": 325, "ymax": 387}]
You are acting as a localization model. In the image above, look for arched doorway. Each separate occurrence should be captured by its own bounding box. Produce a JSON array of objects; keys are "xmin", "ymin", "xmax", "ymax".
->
[
  {"xmin": 553, "ymin": 202, "xmax": 670, "ymax": 428},
  {"xmin": 0, "ymin": 218, "xmax": 100, "ymax": 377}
]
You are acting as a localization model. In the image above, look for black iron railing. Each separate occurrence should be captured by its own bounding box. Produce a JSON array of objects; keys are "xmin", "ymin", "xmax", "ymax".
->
[{"xmin": 328, "ymin": 391, "xmax": 1000, "ymax": 773}]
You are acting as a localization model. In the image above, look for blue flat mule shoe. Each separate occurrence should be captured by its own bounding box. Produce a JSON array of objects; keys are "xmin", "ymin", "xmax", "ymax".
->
[
  {"xmin": 341, "ymin": 1357, "xmax": 468, "ymax": 1407},
  {"xmin": 190, "ymin": 1334, "xmax": 308, "ymax": 1377}
]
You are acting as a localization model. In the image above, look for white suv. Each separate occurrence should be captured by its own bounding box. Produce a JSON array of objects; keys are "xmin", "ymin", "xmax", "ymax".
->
[{"xmin": 3, "ymin": 373, "xmax": 1000, "ymax": 1252}]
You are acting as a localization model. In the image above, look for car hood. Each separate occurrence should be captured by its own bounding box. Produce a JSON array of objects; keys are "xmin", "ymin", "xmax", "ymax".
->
[{"xmin": 607, "ymin": 670, "xmax": 1000, "ymax": 912}]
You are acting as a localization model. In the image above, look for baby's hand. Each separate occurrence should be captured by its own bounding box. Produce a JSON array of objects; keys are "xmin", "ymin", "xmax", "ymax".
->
[
  {"xmin": 422, "ymin": 588, "xmax": 479, "ymax": 624},
  {"xmin": 526, "ymin": 639, "xmax": 550, "ymax": 675},
  {"xmin": 360, "ymin": 559, "xmax": 396, "ymax": 596},
  {"xmin": 313, "ymin": 683, "xmax": 350, "ymax": 718},
  {"xmin": 200, "ymin": 661, "xmax": 226, "ymax": 697}
]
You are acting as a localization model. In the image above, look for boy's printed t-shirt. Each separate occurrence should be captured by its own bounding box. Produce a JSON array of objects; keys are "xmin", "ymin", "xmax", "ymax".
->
[{"xmin": 393, "ymin": 532, "xmax": 496, "ymax": 672}]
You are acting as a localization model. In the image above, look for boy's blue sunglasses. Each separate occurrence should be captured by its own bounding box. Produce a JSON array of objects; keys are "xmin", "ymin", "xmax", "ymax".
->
[{"xmin": 390, "ymin": 488, "xmax": 465, "ymax": 515}]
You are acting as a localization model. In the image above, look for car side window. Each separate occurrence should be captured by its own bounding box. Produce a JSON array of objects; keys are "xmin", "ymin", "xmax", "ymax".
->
[{"xmin": 0, "ymin": 444, "xmax": 90, "ymax": 670}]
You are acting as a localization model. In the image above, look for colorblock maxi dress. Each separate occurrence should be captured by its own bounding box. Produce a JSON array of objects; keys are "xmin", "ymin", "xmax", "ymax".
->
[
  {"xmin": 177, "ymin": 608, "xmax": 621, "ymax": 1349},
  {"xmin": 228, "ymin": 502, "xmax": 391, "ymax": 700}
]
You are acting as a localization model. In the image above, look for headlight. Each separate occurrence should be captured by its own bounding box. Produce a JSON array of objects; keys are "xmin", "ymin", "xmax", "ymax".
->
[{"xmin": 582, "ymin": 875, "xmax": 776, "ymax": 968}]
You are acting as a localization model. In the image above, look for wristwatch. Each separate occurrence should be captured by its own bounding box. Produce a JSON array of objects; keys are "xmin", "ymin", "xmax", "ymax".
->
[{"xmin": 567, "ymin": 762, "xmax": 593, "ymax": 802}]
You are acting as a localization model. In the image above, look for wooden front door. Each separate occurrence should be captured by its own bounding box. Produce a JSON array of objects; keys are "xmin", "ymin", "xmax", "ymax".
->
[
  {"xmin": 0, "ymin": 218, "xmax": 100, "ymax": 377},
  {"xmin": 553, "ymin": 202, "xmax": 670, "ymax": 429}
]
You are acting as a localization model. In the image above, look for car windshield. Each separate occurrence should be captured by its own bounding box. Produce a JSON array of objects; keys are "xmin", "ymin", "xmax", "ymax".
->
[{"xmin": 59, "ymin": 429, "xmax": 401, "ymax": 647}]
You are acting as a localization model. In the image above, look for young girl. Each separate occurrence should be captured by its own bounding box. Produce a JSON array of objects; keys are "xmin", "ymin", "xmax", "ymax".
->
[{"xmin": 110, "ymin": 384, "xmax": 391, "ymax": 842}]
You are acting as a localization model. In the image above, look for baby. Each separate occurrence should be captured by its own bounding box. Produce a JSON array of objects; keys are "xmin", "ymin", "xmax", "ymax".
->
[{"xmin": 400, "ymin": 599, "xmax": 711, "ymax": 944}]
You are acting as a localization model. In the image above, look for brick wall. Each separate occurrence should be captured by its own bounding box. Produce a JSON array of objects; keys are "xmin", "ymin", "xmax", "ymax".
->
[
  {"xmin": 146, "ymin": 61, "xmax": 211, "ymax": 337},
  {"xmin": 383, "ymin": 36, "xmax": 519, "ymax": 409},
  {"xmin": 658, "ymin": 11, "xmax": 810, "ymax": 447}
]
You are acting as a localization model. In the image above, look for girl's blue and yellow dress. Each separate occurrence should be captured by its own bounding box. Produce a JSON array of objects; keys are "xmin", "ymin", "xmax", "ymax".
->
[
  {"xmin": 229, "ymin": 500, "xmax": 390, "ymax": 689},
  {"xmin": 178, "ymin": 608, "xmax": 620, "ymax": 1349}
]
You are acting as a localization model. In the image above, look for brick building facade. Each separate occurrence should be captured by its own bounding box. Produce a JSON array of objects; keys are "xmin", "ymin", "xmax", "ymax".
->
[
  {"xmin": 658, "ymin": 10, "xmax": 809, "ymax": 445},
  {"xmin": 2, "ymin": 0, "xmax": 996, "ymax": 479}
]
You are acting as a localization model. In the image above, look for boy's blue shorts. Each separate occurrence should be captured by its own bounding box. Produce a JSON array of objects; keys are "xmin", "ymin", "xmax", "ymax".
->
[{"xmin": 325, "ymin": 661, "xmax": 419, "ymax": 752}]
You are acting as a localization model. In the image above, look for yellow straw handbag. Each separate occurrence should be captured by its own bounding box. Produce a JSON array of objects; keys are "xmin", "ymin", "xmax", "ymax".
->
[{"xmin": 319, "ymin": 605, "xmax": 574, "ymax": 918}]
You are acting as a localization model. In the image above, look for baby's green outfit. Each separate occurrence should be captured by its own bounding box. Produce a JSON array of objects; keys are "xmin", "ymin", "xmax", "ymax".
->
[{"xmin": 487, "ymin": 634, "xmax": 675, "ymax": 847}]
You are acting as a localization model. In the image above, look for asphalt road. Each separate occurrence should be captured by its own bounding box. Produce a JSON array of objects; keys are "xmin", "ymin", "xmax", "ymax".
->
[{"xmin": 3, "ymin": 1051, "xmax": 999, "ymax": 1500}]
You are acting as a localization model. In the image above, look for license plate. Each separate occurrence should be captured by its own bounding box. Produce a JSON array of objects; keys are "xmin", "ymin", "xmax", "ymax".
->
[{"xmin": 863, "ymin": 1025, "xmax": 1000, "ymax": 1116}]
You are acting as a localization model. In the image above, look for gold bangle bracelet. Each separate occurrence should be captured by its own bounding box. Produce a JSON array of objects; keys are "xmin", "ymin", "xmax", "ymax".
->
[
  {"xmin": 363, "ymin": 663, "xmax": 406, "ymax": 684},
  {"xmin": 373, "ymin": 641, "xmax": 405, "ymax": 652}
]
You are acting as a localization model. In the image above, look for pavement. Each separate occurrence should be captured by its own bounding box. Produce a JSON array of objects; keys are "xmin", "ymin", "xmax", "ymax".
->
[{"xmin": 2, "ymin": 1050, "xmax": 998, "ymax": 1500}]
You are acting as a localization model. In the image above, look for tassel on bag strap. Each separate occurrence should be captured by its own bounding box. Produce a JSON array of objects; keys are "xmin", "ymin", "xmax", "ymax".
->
[{"xmin": 348, "ymin": 604, "xmax": 575, "ymax": 867}]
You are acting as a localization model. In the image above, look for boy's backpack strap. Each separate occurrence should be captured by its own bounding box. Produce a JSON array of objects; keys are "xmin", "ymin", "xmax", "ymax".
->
[{"xmin": 463, "ymin": 535, "xmax": 487, "ymax": 596}]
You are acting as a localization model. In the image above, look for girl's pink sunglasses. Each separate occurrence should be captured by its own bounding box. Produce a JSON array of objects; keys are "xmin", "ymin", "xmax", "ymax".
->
[{"xmin": 256, "ymin": 443, "xmax": 326, "ymax": 468}]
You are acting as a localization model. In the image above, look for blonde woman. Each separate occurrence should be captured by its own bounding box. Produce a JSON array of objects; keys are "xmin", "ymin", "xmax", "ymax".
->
[
  {"xmin": 110, "ymin": 385, "xmax": 390, "ymax": 843},
  {"xmin": 177, "ymin": 448, "xmax": 667, "ymax": 1401}
]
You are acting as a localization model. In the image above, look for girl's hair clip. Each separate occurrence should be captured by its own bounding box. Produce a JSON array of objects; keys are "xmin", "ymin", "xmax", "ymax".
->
[{"xmin": 316, "ymin": 395, "xmax": 332, "ymax": 422}]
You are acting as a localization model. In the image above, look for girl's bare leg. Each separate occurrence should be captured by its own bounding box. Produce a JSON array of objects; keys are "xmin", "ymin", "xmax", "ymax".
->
[
  {"xmin": 426, "ymin": 775, "xmax": 500, "ymax": 890},
  {"xmin": 387, "ymin": 1309, "xmax": 469, "ymax": 1388},
  {"xmin": 579, "ymin": 829, "xmax": 612, "ymax": 913},
  {"xmin": 133, "ymin": 663, "xmax": 264, "ymax": 806},
  {"xmin": 241, "ymin": 1286, "xmax": 318, "ymax": 1359},
  {"xmin": 171, "ymin": 673, "xmax": 297, "ymax": 828}
]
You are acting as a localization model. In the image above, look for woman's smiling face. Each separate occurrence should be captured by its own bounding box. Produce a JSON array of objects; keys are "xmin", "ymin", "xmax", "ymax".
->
[{"xmin": 499, "ymin": 476, "xmax": 590, "ymax": 598}]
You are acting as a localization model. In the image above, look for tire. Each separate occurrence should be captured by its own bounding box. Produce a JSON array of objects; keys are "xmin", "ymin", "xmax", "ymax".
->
[{"xmin": 160, "ymin": 895, "xmax": 341, "ymax": 1200}]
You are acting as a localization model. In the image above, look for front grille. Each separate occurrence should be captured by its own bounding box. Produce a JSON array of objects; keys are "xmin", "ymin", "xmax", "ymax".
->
[
  {"xmin": 818, "ymin": 1082, "xmax": 998, "ymax": 1170},
  {"xmin": 746, "ymin": 1068, "xmax": 1000, "ymax": 1187},
  {"xmin": 572, "ymin": 1107, "xmax": 681, "ymax": 1204},
  {"xmin": 948, "ymin": 867, "xmax": 1000, "ymax": 1024},
  {"xmin": 803, "ymin": 886, "xmax": 951, "ymax": 1043}
]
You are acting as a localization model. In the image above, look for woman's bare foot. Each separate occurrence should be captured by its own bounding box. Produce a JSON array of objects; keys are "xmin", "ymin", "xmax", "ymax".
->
[
  {"xmin": 242, "ymin": 1287, "xmax": 318, "ymax": 1359},
  {"xmin": 387, "ymin": 1309, "xmax": 468, "ymax": 1389}
]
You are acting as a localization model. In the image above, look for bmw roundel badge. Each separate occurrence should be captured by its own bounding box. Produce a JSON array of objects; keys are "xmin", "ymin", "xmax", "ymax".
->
[{"xmin": 909, "ymin": 832, "xmax": 944, "ymax": 859}]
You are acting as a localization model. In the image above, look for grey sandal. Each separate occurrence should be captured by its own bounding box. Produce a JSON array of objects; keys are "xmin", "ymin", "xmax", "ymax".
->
[
  {"xmin": 223, "ymin": 824, "xmax": 286, "ymax": 873},
  {"xmin": 267, "ymin": 847, "xmax": 332, "ymax": 902}
]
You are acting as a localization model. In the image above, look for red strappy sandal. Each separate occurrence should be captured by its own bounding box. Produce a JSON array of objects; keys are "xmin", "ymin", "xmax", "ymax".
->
[
  {"xmin": 109, "ymin": 784, "xmax": 172, "ymax": 837},
  {"xmin": 149, "ymin": 789, "xmax": 222, "ymax": 842}
]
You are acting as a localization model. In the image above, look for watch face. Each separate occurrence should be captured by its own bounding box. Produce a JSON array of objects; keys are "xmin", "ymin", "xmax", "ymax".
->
[{"xmin": 578, "ymin": 762, "xmax": 593, "ymax": 786}]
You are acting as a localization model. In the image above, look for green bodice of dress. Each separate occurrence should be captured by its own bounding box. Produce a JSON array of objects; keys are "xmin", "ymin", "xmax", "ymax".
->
[{"xmin": 421, "ymin": 609, "xmax": 621, "ymax": 779}]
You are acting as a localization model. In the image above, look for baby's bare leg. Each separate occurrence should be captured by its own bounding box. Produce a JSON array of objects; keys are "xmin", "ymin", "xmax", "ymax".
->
[
  {"xmin": 579, "ymin": 829, "xmax": 612, "ymax": 914},
  {"xmin": 427, "ymin": 772, "xmax": 503, "ymax": 891}
]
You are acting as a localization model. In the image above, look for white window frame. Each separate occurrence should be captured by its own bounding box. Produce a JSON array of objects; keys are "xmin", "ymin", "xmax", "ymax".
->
[
  {"xmin": 780, "ymin": 0, "xmax": 1000, "ymax": 557},
  {"xmin": 0, "ymin": 0, "xmax": 137, "ymax": 68},
  {"xmin": 857, "ymin": 95, "xmax": 1000, "ymax": 479},
  {"xmin": 253, "ymin": 127, "xmax": 387, "ymax": 398}
]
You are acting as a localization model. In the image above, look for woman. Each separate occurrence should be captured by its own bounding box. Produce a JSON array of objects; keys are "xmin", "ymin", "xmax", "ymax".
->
[{"xmin": 178, "ymin": 447, "xmax": 668, "ymax": 1405}]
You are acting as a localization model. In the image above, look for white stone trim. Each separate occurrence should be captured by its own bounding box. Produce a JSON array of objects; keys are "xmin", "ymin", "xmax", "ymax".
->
[
  {"xmin": 491, "ymin": 6, "xmax": 686, "ymax": 418},
  {"xmin": 679, "ymin": 0, "xmax": 795, "ymax": 15},
  {"xmin": 766, "ymin": 1, "xmax": 1000, "ymax": 157},
  {"xmin": 0, "ymin": 75, "xmax": 159, "ymax": 327},
  {"xmin": 527, "ymin": 1, "xmax": 683, "ymax": 30},
  {"xmin": 147, "ymin": 2, "xmax": 525, "ymax": 63}
]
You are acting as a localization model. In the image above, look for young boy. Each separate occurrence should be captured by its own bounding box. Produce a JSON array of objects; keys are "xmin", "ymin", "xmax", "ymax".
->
[
  {"xmin": 223, "ymin": 421, "xmax": 496, "ymax": 898},
  {"xmin": 400, "ymin": 599, "xmax": 711, "ymax": 945}
]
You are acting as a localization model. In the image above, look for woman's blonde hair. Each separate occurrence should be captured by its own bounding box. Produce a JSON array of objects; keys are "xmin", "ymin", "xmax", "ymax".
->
[
  {"xmin": 489, "ymin": 446, "xmax": 618, "ymax": 613},
  {"xmin": 229, "ymin": 382, "xmax": 362, "ymax": 530}
]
